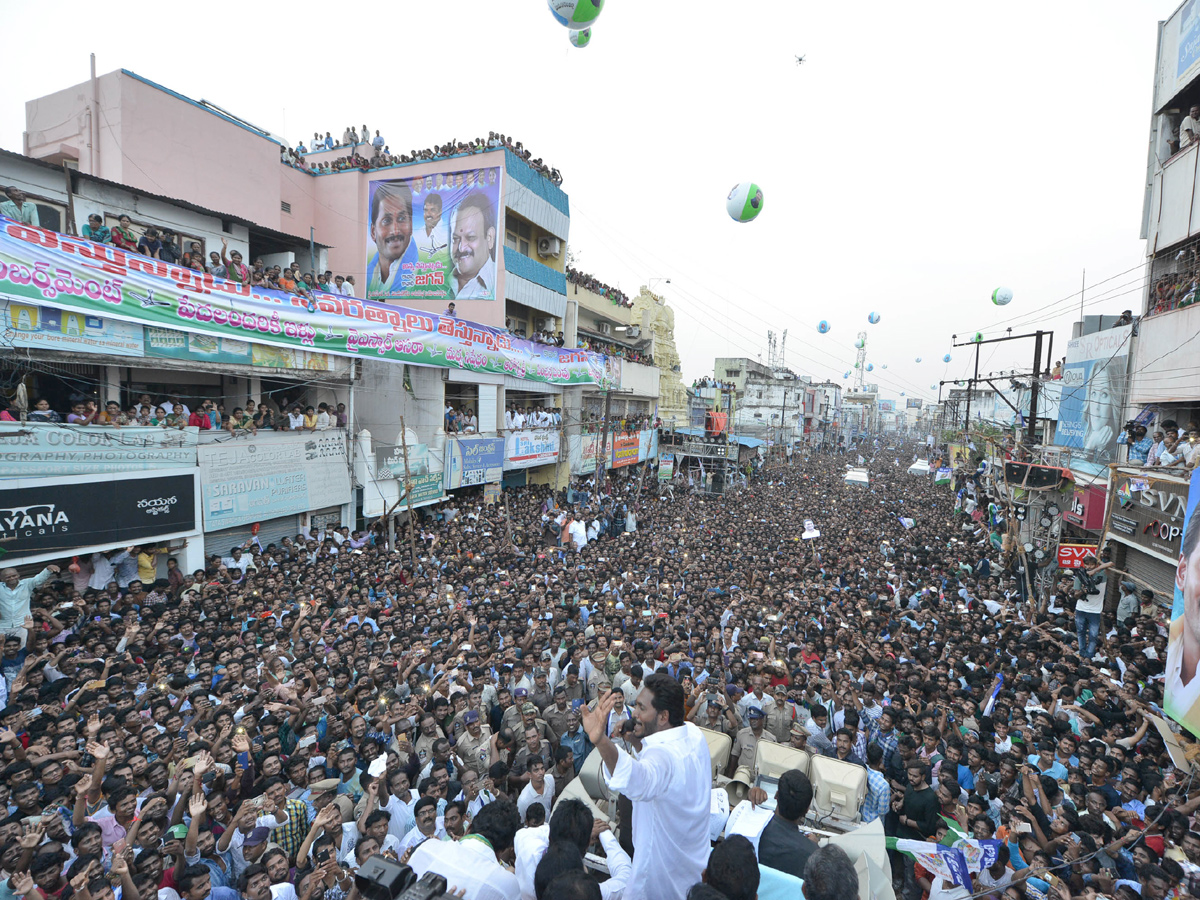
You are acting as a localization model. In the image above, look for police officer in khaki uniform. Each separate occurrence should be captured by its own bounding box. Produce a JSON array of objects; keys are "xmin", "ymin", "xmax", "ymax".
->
[
  {"xmin": 542, "ymin": 685, "xmax": 573, "ymax": 740},
  {"xmin": 455, "ymin": 709, "xmax": 492, "ymax": 776},
  {"xmin": 765, "ymin": 685, "xmax": 796, "ymax": 744},
  {"xmin": 728, "ymin": 706, "xmax": 777, "ymax": 775}
]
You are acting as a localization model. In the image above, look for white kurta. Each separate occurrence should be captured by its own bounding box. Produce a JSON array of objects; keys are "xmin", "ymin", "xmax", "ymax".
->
[{"xmin": 603, "ymin": 721, "xmax": 711, "ymax": 900}]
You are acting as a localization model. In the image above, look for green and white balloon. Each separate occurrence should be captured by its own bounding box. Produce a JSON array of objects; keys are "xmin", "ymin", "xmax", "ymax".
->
[
  {"xmin": 726, "ymin": 182, "xmax": 764, "ymax": 223},
  {"xmin": 547, "ymin": 0, "xmax": 604, "ymax": 29},
  {"xmin": 569, "ymin": 27, "xmax": 592, "ymax": 47}
]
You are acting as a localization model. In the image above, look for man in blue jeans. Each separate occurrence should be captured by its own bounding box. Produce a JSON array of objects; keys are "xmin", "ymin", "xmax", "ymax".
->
[{"xmin": 1074, "ymin": 562, "xmax": 1108, "ymax": 658}]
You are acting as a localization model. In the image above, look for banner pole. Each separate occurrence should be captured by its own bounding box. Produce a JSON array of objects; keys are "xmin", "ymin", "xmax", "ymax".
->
[{"xmin": 398, "ymin": 416, "xmax": 418, "ymax": 574}]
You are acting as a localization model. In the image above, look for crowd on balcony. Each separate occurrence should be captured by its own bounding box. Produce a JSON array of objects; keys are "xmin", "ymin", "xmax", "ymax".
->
[
  {"xmin": 578, "ymin": 412, "xmax": 657, "ymax": 434},
  {"xmin": 577, "ymin": 335, "xmax": 653, "ymax": 366},
  {"xmin": 566, "ymin": 266, "xmax": 633, "ymax": 308},
  {"xmin": 503, "ymin": 404, "xmax": 563, "ymax": 431},
  {"xmin": 692, "ymin": 377, "xmax": 735, "ymax": 390},
  {"xmin": 1128, "ymin": 419, "xmax": 1200, "ymax": 468},
  {"xmin": 281, "ymin": 129, "xmax": 563, "ymax": 185},
  {"xmin": 1149, "ymin": 267, "xmax": 1198, "ymax": 317},
  {"xmin": 5, "ymin": 393, "xmax": 349, "ymax": 435}
]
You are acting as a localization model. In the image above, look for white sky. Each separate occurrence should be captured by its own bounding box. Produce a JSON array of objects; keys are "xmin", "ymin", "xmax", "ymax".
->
[{"xmin": 0, "ymin": 1, "xmax": 1181, "ymax": 405}]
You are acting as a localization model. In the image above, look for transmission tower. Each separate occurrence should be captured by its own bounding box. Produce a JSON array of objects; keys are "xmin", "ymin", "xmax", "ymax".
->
[{"xmin": 853, "ymin": 331, "xmax": 867, "ymax": 390}]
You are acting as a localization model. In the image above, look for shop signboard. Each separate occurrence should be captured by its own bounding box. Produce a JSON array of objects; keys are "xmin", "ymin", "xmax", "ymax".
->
[
  {"xmin": 444, "ymin": 435, "xmax": 503, "ymax": 488},
  {"xmin": 198, "ymin": 432, "xmax": 350, "ymax": 530},
  {"xmin": 0, "ymin": 470, "xmax": 198, "ymax": 557}
]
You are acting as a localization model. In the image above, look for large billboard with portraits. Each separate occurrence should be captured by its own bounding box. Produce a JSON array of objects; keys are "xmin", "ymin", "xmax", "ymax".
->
[
  {"xmin": 366, "ymin": 164, "xmax": 504, "ymax": 304},
  {"xmin": 1165, "ymin": 468, "xmax": 1200, "ymax": 737}
]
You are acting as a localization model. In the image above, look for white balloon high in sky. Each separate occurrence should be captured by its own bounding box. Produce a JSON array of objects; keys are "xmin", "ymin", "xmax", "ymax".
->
[{"xmin": 726, "ymin": 181, "xmax": 764, "ymax": 223}]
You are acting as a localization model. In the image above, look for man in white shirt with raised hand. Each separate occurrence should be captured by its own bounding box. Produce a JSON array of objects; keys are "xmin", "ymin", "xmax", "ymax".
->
[{"xmin": 581, "ymin": 673, "xmax": 711, "ymax": 900}]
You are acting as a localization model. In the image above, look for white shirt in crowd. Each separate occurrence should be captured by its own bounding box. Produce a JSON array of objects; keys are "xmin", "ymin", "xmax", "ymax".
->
[
  {"xmin": 514, "ymin": 823, "xmax": 633, "ymax": 900},
  {"xmin": 1182, "ymin": 114, "xmax": 1200, "ymax": 147},
  {"xmin": 409, "ymin": 833, "xmax": 520, "ymax": 900},
  {"xmin": 516, "ymin": 774, "xmax": 555, "ymax": 822}
]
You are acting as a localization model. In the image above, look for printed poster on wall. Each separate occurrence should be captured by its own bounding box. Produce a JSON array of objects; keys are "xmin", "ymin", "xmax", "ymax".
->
[
  {"xmin": 444, "ymin": 435, "xmax": 504, "ymax": 489},
  {"xmin": 1164, "ymin": 467, "xmax": 1200, "ymax": 737},
  {"xmin": 3, "ymin": 299, "xmax": 143, "ymax": 357},
  {"xmin": 366, "ymin": 164, "xmax": 504, "ymax": 303},
  {"xmin": 658, "ymin": 453, "xmax": 674, "ymax": 481},
  {"xmin": 1055, "ymin": 324, "xmax": 1132, "ymax": 466}
]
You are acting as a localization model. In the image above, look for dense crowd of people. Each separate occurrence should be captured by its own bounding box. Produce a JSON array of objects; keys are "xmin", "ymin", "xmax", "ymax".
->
[
  {"xmin": 566, "ymin": 268, "xmax": 632, "ymax": 309},
  {"xmin": 281, "ymin": 132, "xmax": 562, "ymax": 186},
  {"xmin": 0, "ymin": 436, "xmax": 1194, "ymax": 900}
]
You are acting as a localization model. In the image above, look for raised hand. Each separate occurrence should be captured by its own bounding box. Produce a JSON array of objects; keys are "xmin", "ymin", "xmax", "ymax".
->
[
  {"xmin": 580, "ymin": 690, "xmax": 618, "ymax": 745},
  {"xmin": 85, "ymin": 740, "xmax": 110, "ymax": 761},
  {"xmin": 188, "ymin": 792, "xmax": 207, "ymax": 820}
]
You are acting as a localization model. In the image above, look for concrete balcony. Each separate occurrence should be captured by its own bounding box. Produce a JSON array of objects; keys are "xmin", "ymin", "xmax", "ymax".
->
[
  {"xmin": 570, "ymin": 283, "xmax": 633, "ymax": 327},
  {"xmin": 1129, "ymin": 302, "xmax": 1200, "ymax": 403},
  {"xmin": 1147, "ymin": 141, "xmax": 1200, "ymax": 251},
  {"xmin": 503, "ymin": 247, "xmax": 566, "ymax": 318},
  {"xmin": 620, "ymin": 360, "xmax": 660, "ymax": 398}
]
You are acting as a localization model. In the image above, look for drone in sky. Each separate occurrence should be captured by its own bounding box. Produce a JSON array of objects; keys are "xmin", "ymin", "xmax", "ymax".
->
[{"xmin": 795, "ymin": 54, "xmax": 806, "ymax": 65}]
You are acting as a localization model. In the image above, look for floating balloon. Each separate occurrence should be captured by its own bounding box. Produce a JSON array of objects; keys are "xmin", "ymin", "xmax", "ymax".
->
[
  {"xmin": 855, "ymin": 362, "xmax": 861, "ymax": 368},
  {"xmin": 548, "ymin": 0, "xmax": 604, "ymax": 29},
  {"xmin": 992, "ymin": 286, "xmax": 1013, "ymax": 306},
  {"xmin": 866, "ymin": 363, "xmax": 874, "ymax": 372},
  {"xmin": 881, "ymin": 364, "xmax": 888, "ymax": 369},
  {"xmin": 817, "ymin": 320, "xmax": 830, "ymax": 334},
  {"xmin": 973, "ymin": 332, "xmax": 983, "ymax": 343},
  {"xmin": 854, "ymin": 338, "xmax": 865, "ymax": 349},
  {"xmin": 943, "ymin": 354, "xmax": 952, "ymax": 363},
  {"xmin": 930, "ymin": 384, "xmax": 937, "ymax": 390},
  {"xmin": 843, "ymin": 372, "xmax": 850, "ymax": 379},
  {"xmin": 868, "ymin": 311, "xmax": 881, "ymax": 324},
  {"xmin": 901, "ymin": 392, "xmax": 906, "ymax": 396},
  {"xmin": 726, "ymin": 182, "xmax": 764, "ymax": 223},
  {"xmin": 569, "ymin": 27, "xmax": 592, "ymax": 47},
  {"xmin": 916, "ymin": 357, "xmax": 922, "ymax": 363}
]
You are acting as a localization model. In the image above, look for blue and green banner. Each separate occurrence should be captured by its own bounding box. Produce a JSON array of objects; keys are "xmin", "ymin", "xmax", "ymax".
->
[{"xmin": 0, "ymin": 220, "xmax": 613, "ymax": 387}]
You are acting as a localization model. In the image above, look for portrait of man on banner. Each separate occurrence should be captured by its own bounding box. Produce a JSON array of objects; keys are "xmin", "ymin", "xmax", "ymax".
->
[
  {"xmin": 366, "ymin": 180, "xmax": 418, "ymax": 299},
  {"xmin": 1164, "ymin": 468, "xmax": 1200, "ymax": 735},
  {"xmin": 366, "ymin": 166, "xmax": 502, "ymax": 304}
]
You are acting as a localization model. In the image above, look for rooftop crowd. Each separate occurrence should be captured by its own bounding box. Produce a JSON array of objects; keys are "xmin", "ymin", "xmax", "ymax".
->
[
  {"xmin": 566, "ymin": 269, "xmax": 632, "ymax": 309},
  {"xmin": 282, "ymin": 131, "xmax": 562, "ymax": 186},
  {"xmin": 0, "ymin": 433, "xmax": 1194, "ymax": 900}
]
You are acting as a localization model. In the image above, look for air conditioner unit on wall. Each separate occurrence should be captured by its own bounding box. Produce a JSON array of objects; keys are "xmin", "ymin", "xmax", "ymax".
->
[
  {"xmin": 596, "ymin": 322, "xmax": 612, "ymax": 336},
  {"xmin": 535, "ymin": 318, "xmax": 556, "ymax": 332},
  {"xmin": 626, "ymin": 325, "xmax": 641, "ymax": 338},
  {"xmin": 537, "ymin": 236, "xmax": 561, "ymax": 258}
]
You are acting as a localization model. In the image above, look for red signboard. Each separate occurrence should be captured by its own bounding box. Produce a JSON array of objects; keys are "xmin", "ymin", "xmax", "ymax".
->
[
  {"xmin": 1057, "ymin": 543, "xmax": 1098, "ymax": 569},
  {"xmin": 1063, "ymin": 485, "xmax": 1107, "ymax": 531},
  {"xmin": 611, "ymin": 434, "xmax": 640, "ymax": 468}
]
